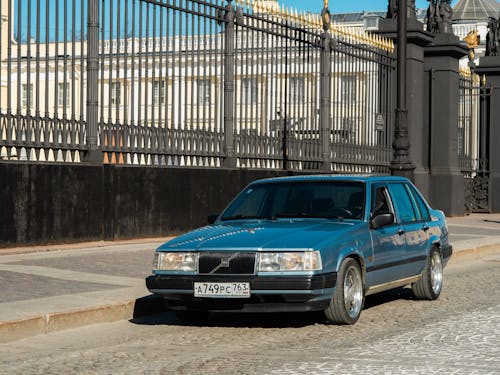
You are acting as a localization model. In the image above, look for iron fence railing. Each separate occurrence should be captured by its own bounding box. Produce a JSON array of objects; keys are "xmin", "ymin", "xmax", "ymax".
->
[
  {"xmin": 458, "ymin": 72, "xmax": 487, "ymax": 174},
  {"xmin": 458, "ymin": 69, "xmax": 490, "ymax": 213},
  {"xmin": 0, "ymin": 0, "xmax": 396, "ymax": 172}
]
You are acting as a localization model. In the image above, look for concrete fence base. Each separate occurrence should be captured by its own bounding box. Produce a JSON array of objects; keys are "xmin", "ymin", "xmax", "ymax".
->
[{"xmin": 0, "ymin": 162, "xmax": 289, "ymax": 247}]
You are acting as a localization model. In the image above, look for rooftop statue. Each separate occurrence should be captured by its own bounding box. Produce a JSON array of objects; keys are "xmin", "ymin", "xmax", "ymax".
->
[
  {"xmin": 426, "ymin": 0, "xmax": 454, "ymax": 34},
  {"xmin": 486, "ymin": 17, "xmax": 500, "ymax": 56},
  {"xmin": 386, "ymin": 0, "xmax": 417, "ymax": 20}
]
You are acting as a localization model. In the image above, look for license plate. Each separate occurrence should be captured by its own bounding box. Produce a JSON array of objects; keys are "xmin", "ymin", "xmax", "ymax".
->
[{"xmin": 194, "ymin": 282, "xmax": 250, "ymax": 298}]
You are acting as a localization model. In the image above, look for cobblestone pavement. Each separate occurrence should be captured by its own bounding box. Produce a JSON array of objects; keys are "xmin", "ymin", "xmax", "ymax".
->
[{"xmin": 1, "ymin": 254, "xmax": 499, "ymax": 375}]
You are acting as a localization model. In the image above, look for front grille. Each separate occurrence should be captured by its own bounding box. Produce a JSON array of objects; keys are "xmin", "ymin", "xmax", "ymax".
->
[{"xmin": 198, "ymin": 252, "xmax": 256, "ymax": 275}]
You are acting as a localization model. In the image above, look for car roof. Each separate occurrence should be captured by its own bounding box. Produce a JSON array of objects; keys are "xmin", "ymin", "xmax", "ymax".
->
[{"xmin": 250, "ymin": 175, "xmax": 410, "ymax": 185}]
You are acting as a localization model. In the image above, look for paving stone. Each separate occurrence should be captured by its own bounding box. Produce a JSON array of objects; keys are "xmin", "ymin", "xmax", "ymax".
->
[
  {"xmin": 11, "ymin": 249, "xmax": 155, "ymax": 279},
  {"xmin": 0, "ymin": 270, "xmax": 120, "ymax": 303},
  {"xmin": 0, "ymin": 256, "xmax": 498, "ymax": 374}
]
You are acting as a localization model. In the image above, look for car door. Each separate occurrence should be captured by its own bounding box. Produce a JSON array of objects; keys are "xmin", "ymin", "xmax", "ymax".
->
[
  {"xmin": 387, "ymin": 183, "xmax": 430, "ymax": 278},
  {"xmin": 367, "ymin": 184, "xmax": 406, "ymax": 287}
]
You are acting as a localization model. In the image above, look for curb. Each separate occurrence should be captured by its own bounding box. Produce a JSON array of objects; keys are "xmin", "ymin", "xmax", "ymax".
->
[
  {"xmin": 1, "ymin": 243, "xmax": 499, "ymax": 344},
  {"xmin": 0, "ymin": 295, "xmax": 164, "ymax": 344},
  {"xmin": 448, "ymin": 243, "xmax": 500, "ymax": 265},
  {"xmin": 0, "ymin": 237, "xmax": 175, "ymax": 256}
]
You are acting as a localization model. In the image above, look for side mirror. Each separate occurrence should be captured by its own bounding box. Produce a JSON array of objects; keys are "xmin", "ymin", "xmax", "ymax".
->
[
  {"xmin": 371, "ymin": 213, "xmax": 394, "ymax": 229},
  {"xmin": 208, "ymin": 214, "xmax": 219, "ymax": 225}
]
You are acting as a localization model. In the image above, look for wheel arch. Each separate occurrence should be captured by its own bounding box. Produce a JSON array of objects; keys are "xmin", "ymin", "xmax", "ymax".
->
[
  {"xmin": 429, "ymin": 236, "xmax": 442, "ymax": 257},
  {"xmin": 339, "ymin": 251, "xmax": 366, "ymax": 289}
]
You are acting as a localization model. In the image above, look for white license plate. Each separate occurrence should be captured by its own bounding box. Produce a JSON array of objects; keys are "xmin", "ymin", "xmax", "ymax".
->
[{"xmin": 194, "ymin": 282, "xmax": 250, "ymax": 298}]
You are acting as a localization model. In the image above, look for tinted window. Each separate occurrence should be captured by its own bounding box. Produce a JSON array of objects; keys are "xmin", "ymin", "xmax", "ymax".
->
[
  {"xmin": 221, "ymin": 181, "xmax": 365, "ymax": 220},
  {"xmin": 408, "ymin": 185, "xmax": 431, "ymax": 221},
  {"xmin": 371, "ymin": 186, "xmax": 393, "ymax": 217},
  {"xmin": 388, "ymin": 183, "xmax": 418, "ymax": 223}
]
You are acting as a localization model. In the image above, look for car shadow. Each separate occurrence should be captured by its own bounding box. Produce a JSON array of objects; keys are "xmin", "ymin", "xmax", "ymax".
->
[
  {"xmin": 363, "ymin": 286, "xmax": 415, "ymax": 310},
  {"xmin": 130, "ymin": 288, "xmax": 415, "ymax": 328},
  {"xmin": 131, "ymin": 310, "xmax": 325, "ymax": 328}
]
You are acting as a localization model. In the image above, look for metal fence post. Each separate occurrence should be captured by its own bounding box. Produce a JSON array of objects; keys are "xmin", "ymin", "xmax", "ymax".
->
[
  {"xmin": 84, "ymin": 0, "xmax": 103, "ymax": 162},
  {"xmin": 320, "ymin": 4, "xmax": 332, "ymax": 172},
  {"xmin": 222, "ymin": 0, "xmax": 236, "ymax": 168}
]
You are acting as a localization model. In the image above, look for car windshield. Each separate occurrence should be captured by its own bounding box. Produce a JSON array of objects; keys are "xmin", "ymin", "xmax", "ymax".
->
[{"xmin": 220, "ymin": 181, "xmax": 365, "ymax": 221}]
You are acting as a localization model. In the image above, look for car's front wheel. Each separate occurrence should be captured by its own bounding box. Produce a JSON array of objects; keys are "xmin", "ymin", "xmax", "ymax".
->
[
  {"xmin": 412, "ymin": 246, "xmax": 443, "ymax": 300},
  {"xmin": 324, "ymin": 258, "xmax": 364, "ymax": 325}
]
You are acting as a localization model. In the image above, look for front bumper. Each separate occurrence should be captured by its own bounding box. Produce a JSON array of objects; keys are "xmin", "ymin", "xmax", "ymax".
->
[{"xmin": 146, "ymin": 273, "xmax": 336, "ymax": 312}]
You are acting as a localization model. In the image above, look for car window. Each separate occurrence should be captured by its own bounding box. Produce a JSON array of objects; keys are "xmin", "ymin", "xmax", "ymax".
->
[
  {"xmin": 221, "ymin": 181, "xmax": 365, "ymax": 220},
  {"xmin": 407, "ymin": 184, "xmax": 431, "ymax": 222},
  {"xmin": 388, "ymin": 183, "xmax": 418, "ymax": 223},
  {"xmin": 371, "ymin": 186, "xmax": 394, "ymax": 218},
  {"xmin": 222, "ymin": 186, "xmax": 268, "ymax": 219}
]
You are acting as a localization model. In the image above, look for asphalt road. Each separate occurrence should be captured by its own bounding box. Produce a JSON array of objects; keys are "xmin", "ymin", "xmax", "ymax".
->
[{"xmin": 1, "ymin": 253, "xmax": 499, "ymax": 375}]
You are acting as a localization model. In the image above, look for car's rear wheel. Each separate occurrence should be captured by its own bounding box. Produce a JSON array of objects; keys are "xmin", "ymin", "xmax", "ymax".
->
[
  {"xmin": 412, "ymin": 246, "xmax": 443, "ymax": 300},
  {"xmin": 324, "ymin": 258, "xmax": 364, "ymax": 325}
]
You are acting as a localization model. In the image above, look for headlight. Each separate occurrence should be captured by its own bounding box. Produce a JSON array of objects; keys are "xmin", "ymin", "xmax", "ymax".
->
[
  {"xmin": 153, "ymin": 252, "xmax": 198, "ymax": 272},
  {"xmin": 258, "ymin": 251, "xmax": 322, "ymax": 272}
]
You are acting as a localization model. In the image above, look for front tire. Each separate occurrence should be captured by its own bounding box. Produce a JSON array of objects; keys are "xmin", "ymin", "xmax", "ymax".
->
[
  {"xmin": 324, "ymin": 258, "xmax": 364, "ymax": 325},
  {"xmin": 412, "ymin": 247, "xmax": 443, "ymax": 300}
]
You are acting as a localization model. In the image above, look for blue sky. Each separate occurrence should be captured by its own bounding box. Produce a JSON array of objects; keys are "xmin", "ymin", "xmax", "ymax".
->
[{"xmin": 277, "ymin": 0, "xmax": 459, "ymax": 14}]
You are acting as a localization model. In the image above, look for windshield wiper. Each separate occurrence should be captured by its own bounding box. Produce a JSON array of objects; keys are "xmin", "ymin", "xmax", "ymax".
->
[
  {"xmin": 220, "ymin": 215, "xmax": 261, "ymax": 221},
  {"xmin": 275, "ymin": 212, "xmax": 315, "ymax": 218},
  {"xmin": 275, "ymin": 213, "xmax": 344, "ymax": 220}
]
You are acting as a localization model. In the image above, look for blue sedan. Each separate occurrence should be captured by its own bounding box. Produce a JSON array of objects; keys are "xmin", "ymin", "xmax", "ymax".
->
[{"xmin": 146, "ymin": 175, "xmax": 452, "ymax": 325}]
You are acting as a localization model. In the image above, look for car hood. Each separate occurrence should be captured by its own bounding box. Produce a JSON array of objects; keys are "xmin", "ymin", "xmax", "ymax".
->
[{"xmin": 158, "ymin": 219, "xmax": 364, "ymax": 251}]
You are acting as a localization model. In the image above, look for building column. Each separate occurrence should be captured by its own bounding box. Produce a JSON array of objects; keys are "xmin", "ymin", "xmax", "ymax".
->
[
  {"xmin": 424, "ymin": 34, "xmax": 468, "ymax": 216},
  {"xmin": 475, "ymin": 56, "xmax": 500, "ymax": 213}
]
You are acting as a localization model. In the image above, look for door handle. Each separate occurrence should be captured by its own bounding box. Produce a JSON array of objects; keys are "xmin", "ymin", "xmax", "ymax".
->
[{"xmin": 398, "ymin": 229, "xmax": 405, "ymax": 236}]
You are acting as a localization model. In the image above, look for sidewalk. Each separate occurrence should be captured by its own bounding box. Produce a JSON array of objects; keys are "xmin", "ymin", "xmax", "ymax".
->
[{"xmin": 1, "ymin": 214, "xmax": 499, "ymax": 343}]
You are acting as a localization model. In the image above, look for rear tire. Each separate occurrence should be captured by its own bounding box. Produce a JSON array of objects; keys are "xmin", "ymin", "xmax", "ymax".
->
[
  {"xmin": 412, "ymin": 247, "xmax": 443, "ymax": 300},
  {"xmin": 324, "ymin": 258, "xmax": 364, "ymax": 325}
]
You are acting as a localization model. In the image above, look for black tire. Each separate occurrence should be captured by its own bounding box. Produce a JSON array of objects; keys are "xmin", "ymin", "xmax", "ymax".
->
[
  {"xmin": 324, "ymin": 258, "xmax": 364, "ymax": 325},
  {"xmin": 412, "ymin": 247, "xmax": 443, "ymax": 300}
]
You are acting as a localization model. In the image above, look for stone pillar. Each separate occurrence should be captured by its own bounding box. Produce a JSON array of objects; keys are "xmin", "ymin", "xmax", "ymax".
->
[
  {"xmin": 424, "ymin": 34, "xmax": 468, "ymax": 216},
  {"xmin": 378, "ymin": 20, "xmax": 434, "ymax": 198},
  {"xmin": 475, "ymin": 56, "xmax": 500, "ymax": 213}
]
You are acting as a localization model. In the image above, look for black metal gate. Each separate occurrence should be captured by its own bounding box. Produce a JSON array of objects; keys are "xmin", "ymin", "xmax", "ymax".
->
[{"xmin": 459, "ymin": 72, "xmax": 491, "ymax": 213}]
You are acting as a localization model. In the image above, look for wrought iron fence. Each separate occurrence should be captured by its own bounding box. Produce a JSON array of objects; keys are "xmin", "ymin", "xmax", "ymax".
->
[
  {"xmin": 458, "ymin": 69, "xmax": 489, "ymax": 213},
  {"xmin": 0, "ymin": 0, "xmax": 88, "ymax": 162},
  {"xmin": 0, "ymin": 0, "xmax": 396, "ymax": 172}
]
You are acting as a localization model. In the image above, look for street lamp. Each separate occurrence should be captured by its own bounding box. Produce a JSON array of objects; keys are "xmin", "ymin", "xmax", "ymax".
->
[{"xmin": 391, "ymin": 0, "xmax": 415, "ymax": 179}]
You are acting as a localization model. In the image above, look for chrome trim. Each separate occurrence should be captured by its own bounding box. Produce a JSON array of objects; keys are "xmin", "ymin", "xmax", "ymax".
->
[
  {"xmin": 208, "ymin": 253, "xmax": 239, "ymax": 274},
  {"xmin": 365, "ymin": 275, "xmax": 421, "ymax": 296}
]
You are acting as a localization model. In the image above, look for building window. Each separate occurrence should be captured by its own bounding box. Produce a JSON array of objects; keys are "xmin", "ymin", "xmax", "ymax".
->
[
  {"xmin": 341, "ymin": 75, "xmax": 357, "ymax": 103},
  {"xmin": 110, "ymin": 82, "xmax": 121, "ymax": 105},
  {"xmin": 153, "ymin": 80, "xmax": 165, "ymax": 105},
  {"xmin": 289, "ymin": 77, "xmax": 304, "ymax": 103},
  {"xmin": 340, "ymin": 117, "xmax": 356, "ymax": 143},
  {"xmin": 364, "ymin": 17, "xmax": 379, "ymax": 29},
  {"xmin": 197, "ymin": 79, "xmax": 211, "ymax": 105},
  {"xmin": 22, "ymin": 84, "xmax": 33, "ymax": 108},
  {"xmin": 241, "ymin": 77, "xmax": 258, "ymax": 104},
  {"xmin": 57, "ymin": 83, "xmax": 69, "ymax": 106}
]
